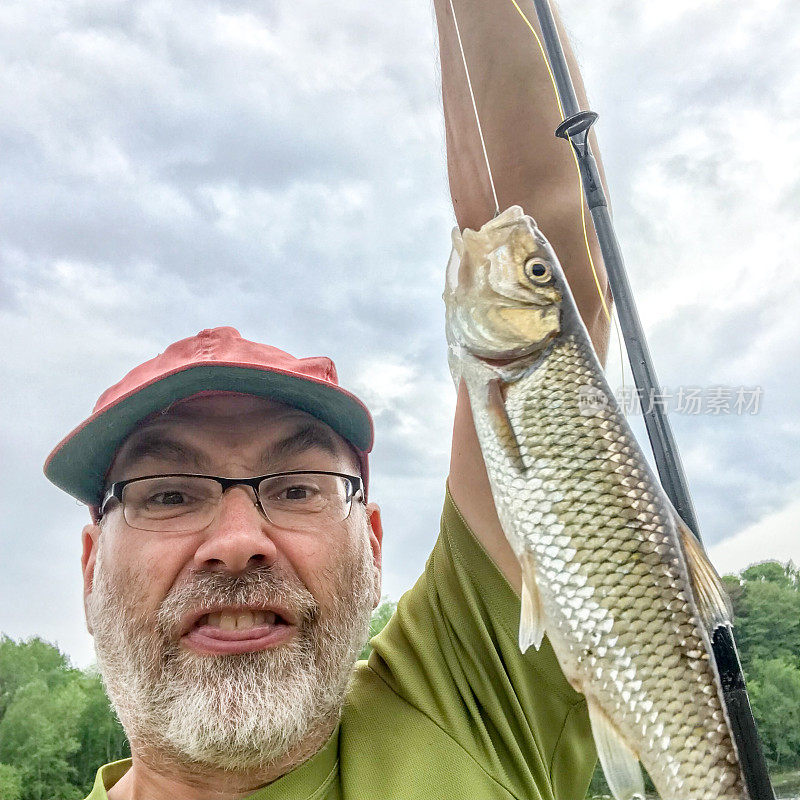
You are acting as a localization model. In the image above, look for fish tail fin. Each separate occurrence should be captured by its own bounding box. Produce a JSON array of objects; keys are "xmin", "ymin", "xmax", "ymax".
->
[
  {"xmin": 587, "ymin": 698, "xmax": 645, "ymax": 800},
  {"xmin": 518, "ymin": 552, "xmax": 545, "ymax": 652}
]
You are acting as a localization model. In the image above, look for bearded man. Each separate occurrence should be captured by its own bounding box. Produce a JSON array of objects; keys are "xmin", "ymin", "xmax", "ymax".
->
[{"xmin": 44, "ymin": 2, "xmax": 611, "ymax": 798}]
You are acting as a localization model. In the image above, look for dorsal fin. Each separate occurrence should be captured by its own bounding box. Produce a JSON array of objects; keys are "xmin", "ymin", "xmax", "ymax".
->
[
  {"xmin": 664, "ymin": 500, "xmax": 733, "ymax": 630},
  {"xmin": 676, "ymin": 515, "xmax": 734, "ymax": 630}
]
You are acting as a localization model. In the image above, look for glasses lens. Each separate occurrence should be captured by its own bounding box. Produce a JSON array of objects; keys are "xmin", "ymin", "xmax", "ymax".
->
[
  {"xmin": 122, "ymin": 476, "xmax": 221, "ymax": 532},
  {"xmin": 258, "ymin": 473, "xmax": 354, "ymax": 530}
]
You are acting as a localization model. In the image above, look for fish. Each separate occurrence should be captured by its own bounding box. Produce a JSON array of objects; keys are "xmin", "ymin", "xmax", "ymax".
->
[{"xmin": 443, "ymin": 205, "xmax": 745, "ymax": 800}]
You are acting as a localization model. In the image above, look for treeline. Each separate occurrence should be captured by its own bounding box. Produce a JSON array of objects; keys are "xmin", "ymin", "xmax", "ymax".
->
[
  {"xmin": 0, "ymin": 566, "xmax": 797, "ymax": 800},
  {"xmin": 0, "ymin": 639, "xmax": 128, "ymax": 800},
  {"xmin": 722, "ymin": 561, "xmax": 800, "ymax": 772}
]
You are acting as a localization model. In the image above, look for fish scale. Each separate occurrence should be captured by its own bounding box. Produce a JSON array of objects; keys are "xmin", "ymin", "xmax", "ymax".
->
[{"xmin": 446, "ymin": 206, "xmax": 746, "ymax": 799}]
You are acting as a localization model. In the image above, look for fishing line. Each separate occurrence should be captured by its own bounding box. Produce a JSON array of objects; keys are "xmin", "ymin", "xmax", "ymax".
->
[
  {"xmin": 447, "ymin": 0, "xmax": 501, "ymax": 216},
  {"xmin": 508, "ymin": 0, "xmax": 627, "ymax": 386}
]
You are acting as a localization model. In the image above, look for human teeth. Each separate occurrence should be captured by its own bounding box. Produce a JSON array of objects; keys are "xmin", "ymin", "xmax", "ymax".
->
[
  {"xmin": 236, "ymin": 612, "xmax": 254, "ymax": 629},
  {"xmin": 201, "ymin": 611, "xmax": 279, "ymax": 630},
  {"xmin": 219, "ymin": 614, "xmax": 237, "ymax": 631}
]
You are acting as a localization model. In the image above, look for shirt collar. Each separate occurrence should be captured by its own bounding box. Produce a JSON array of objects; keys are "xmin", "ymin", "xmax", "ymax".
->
[{"xmin": 84, "ymin": 726, "xmax": 340, "ymax": 799}]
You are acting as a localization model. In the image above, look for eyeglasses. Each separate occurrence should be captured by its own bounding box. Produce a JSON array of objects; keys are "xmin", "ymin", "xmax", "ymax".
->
[{"xmin": 99, "ymin": 471, "xmax": 364, "ymax": 533}]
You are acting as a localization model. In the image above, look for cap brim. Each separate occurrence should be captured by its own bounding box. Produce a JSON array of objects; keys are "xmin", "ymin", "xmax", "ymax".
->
[{"xmin": 44, "ymin": 363, "xmax": 373, "ymax": 506}]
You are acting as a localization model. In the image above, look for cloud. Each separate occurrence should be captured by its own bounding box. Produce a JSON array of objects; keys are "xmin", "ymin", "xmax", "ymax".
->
[
  {"xmin": 1, "ymin": 0, "xmax": 798, "ymax": 669},
  {"xmin": 710, "ymin": 491, "xmax": 800, "ymax": 577}
]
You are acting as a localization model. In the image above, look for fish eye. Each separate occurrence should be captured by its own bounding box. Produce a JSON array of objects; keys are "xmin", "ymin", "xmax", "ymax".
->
[{"xmin": 523, "ymin": 257, "xmax": 552, "ymax": 284}]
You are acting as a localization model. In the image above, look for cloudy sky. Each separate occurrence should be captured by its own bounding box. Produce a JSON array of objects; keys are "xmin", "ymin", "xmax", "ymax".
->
[{"xmin": 1, "ymin": 0, "xmax": 798, "ymax": 668}]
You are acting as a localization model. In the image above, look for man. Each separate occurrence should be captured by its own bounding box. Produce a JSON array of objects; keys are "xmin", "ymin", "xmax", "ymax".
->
[{"xmin": 45, "ymin": 1, "xmax": 611, "ymax": 798}]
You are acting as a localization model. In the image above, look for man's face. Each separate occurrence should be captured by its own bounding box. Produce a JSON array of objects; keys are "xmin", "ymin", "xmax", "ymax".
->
[{"xmin": 81, "ymin": 393, "xmax": 382, "ymax": 773}]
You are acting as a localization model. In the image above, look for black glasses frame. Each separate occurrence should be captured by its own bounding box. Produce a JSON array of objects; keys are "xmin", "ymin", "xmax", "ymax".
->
[{"xmin": 99, "ymin": 470, "xmax": 364, "ymax": 522}]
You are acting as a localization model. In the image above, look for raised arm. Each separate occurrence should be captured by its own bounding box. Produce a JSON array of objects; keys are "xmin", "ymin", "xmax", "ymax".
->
[{"xmin": 435, "ymin": 0, "xmax": 612, "ymax": 590}]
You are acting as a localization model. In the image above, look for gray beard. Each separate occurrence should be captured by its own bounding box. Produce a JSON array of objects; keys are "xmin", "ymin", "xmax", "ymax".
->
[{"xmin": 88, "ymin": 537, "xmax": 375, "ymax": 773}]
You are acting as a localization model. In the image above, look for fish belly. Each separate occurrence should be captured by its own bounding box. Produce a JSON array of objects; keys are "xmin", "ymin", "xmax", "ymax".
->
[{"xmin": 466, "ymin": 334, "xmax": 744, "ymax": 800}]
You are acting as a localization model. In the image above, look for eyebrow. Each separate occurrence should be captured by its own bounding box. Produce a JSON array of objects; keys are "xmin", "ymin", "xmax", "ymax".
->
[
  {"xmin": 114, "ymin": 433, "xmax": 212, "ymax": 474},
  {"xmin": 262, "ymin": 422, "xmax": 346, "ymax": 469},
  {"xmin": 114, "ymin": 420, "xmax": 347, "ymax": 478}
]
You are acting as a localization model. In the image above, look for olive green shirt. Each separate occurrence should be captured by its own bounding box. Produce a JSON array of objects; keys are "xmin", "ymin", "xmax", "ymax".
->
[{"xmin": 86, "ymin": 489, "xmax": 595, "ymax": 799}]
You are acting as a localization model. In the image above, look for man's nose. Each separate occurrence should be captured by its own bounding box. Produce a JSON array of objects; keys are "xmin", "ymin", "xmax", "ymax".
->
[{"xmin": 192, "ymin": 486, "xmax": 279, "ymax": 573}]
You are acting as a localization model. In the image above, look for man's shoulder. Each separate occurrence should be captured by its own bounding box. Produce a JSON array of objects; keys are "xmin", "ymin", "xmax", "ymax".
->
[
  {"xmin": 345, "ymin": 659, "xmax": 408, "ymax": 704},
  {"xmin": 343, "ymin": 659, "xmax": 478, "ymax": 753},
  {"xmin": 339, "ymin": 662, "xmax": 520, "ymax": 798}
]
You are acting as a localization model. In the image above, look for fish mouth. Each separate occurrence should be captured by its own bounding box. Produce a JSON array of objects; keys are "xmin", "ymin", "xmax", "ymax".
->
[
  {"xmin": 502, "ymin": 298, "xmax": 552, "ymax": 308},
  {"xmin": 478, "ymin": 353, "xmax": 536, "ymax": 367}
]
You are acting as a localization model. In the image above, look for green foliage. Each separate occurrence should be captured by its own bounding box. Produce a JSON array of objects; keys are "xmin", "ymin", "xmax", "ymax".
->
[
  {"xmin": 587, "ymin": 760, "xmax": 657, "ymax": 798},
  {"xmin": 747, "ymin": 657, "xmax": 800, "ymax": 771},
  {"xmin": 741, "ymin": 561, "xmax": 798, "ymax": 588},
  {"xmin": 727, "ymin": 561, "xmax": 800, "ymax": 669},
  {"xmin": 725, "ymin": 562, "xmax": 800, "ymax": 772},
  {"xmin": 0, "ymin": 638, "xmax": 130, "ymax": 800},
  {"xmin": 587, "ymin": 761, "xmax": 610, "ymax": 797},
  {"xmin": 0, "ymin": 763, "xmax": 23, "ymax": 800},
  {"xmin": 71, "ymin": 671, "xmax": 129, "ymax": 791},
  {"xmin": 0, "ymin": 637, "xmax": 73, "ymax": 718},
  {"xmin": 0, "ymin": 678, "xmax": 86, "ymax": 799},
  {"xmin": 720, "ymin": 563, "xmax": 800, "ymax": 776},
  {"xmin": 360, "ymin": 598, "xmax": 397, "ymax": 660}
]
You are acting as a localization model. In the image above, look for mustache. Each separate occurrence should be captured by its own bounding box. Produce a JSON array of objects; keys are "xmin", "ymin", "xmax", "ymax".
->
[{"xmin": 155, "ymin": 566, "xmax": 318, "ymax": 639}]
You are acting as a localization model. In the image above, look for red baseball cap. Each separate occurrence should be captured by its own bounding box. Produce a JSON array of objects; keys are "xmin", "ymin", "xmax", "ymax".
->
[{"xmin": 44, "ymin": 327, "xmax": 374, "ymax": 510}]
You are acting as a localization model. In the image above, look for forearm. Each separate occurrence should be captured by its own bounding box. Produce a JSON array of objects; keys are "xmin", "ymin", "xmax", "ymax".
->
[
  {"xmin": 437, "ymin": 0, "xmax": 612, "ymax": 586},
  {"xmin": 434, "ymin": 0, "xmax": 610, "ymax": 357}
]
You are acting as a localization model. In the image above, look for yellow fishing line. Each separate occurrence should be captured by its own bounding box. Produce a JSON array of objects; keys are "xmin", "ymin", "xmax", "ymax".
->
[{"xmin": 509, "ymin": 0, "xmax": 625, "ymax": 383}]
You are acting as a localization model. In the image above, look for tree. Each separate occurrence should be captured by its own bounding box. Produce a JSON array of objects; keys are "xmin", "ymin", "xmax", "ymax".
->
[
  {"xmin": 0, "ymin": 637, "xmax": 74, "ymax": 718},
  {"xmin": 359, "ymin": 598, "xmax": 397, "ymax": 660},
  {"xmin": 70, "ymin": 671, "xmax": 130, "ymax": 792},
  {"xmin": 0, "ymin": 763, "xmax": 22, "ymax": 800},
  {"xmin": 747, "ymin": 657, "xmax": 800, "ymax": 771},
  {"xmin": 741, "ymin": 561, "xmax": 798, "ymax": 588},
  {"xmin": 726, "ymin": 561, "xmax": 800, "ymax": 670},
  {"xmin": 0, "ymin": 678, "xmax": 86, "ymax": 800}
]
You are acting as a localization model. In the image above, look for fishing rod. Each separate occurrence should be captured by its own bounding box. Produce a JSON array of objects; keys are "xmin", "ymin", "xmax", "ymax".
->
[{"xmin": 527, "ymin": 1, "xmax": 775, "ymax": 797}]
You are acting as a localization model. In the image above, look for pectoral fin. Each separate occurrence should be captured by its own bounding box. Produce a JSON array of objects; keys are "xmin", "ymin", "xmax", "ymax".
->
[
  {"xmin": 587, "ymin": 699, "xmax": 645, "ymax": 800},
  {"xmin": 519, "ymin": 552, "xmax": 545, "ymax": 652},
  {"xmin": 485, "ymin": 378, "xmax": 525, "ymax": 467},
  {"xmin": 677, "ymin": 516, "xmax": 734, "ymax": 631}
]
